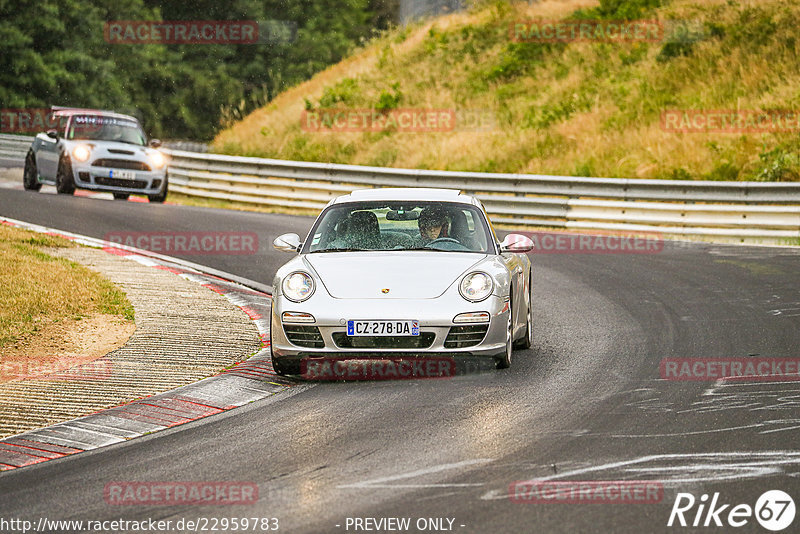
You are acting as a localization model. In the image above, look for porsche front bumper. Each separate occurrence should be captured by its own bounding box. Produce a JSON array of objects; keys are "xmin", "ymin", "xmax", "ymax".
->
[{"xmin": 270, "ymin": 294, "xmax": 509, "ymax": 361}]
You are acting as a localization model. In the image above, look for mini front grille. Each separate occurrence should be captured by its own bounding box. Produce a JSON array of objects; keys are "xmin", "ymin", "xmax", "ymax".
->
[
  {"xmin": 92, "ymin": 159, "xmax": 151, "ymax": 171},
  {"xmin": 284, "ymin": 325, "xmax": 324, "ymax": 348},
  {"xmin": 94, "ymin": 176, "xmax": 148, "ymax": 189},
  {"xmin": 332, "ymin": 332, "xmax": 435, "ymax": 349},
  {"xmin": 444, "ymin": 325, "xmax": 489, "ymax": 348},
  {"xmin": 107, "ymin": 149, "xmax": 135, "ymax": 155}
]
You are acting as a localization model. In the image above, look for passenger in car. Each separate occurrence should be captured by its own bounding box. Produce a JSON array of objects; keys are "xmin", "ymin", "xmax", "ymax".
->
[
  {"xmin": 330, "ymin": 211, "xmax": 382, "ymax": 249},
  {"xmin": 448, "ymin": 209, "xmax": 471, "ymax": 248}
]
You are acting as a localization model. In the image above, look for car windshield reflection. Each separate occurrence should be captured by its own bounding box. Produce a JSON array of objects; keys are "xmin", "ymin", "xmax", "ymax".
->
[{"xmin": 306, "ymin": 201, "xmax": 492, "ymax": 253}]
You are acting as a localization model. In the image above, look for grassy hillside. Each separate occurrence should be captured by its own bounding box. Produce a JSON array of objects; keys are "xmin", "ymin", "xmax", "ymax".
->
[{"xmin": 213, "ymin": 0, "xmax": 800, "ymax": 182}]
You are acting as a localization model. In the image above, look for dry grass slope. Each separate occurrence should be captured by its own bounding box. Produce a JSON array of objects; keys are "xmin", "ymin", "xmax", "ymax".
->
[
  {"xmin": 0, "ymin": 225, "xmax": 134, "ymax": 349},
  {"xmin": 214, "ymin": 0, "xmax": 800, "ymax": 182}
]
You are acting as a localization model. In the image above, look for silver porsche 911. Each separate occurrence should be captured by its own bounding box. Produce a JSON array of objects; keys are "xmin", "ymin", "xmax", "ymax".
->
[{"xmin": 270, "ymin": 188, "xmax": 534, "ymax": 376}]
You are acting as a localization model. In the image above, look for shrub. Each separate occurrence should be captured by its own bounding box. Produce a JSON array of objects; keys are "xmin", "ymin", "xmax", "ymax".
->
[
  {"xmin": 319, "ymin": 78, "xmax": 360, "ymax": 108},
  {"xmin": 756, "ymin": 146, "xmax": 799, "ymax": 181}
]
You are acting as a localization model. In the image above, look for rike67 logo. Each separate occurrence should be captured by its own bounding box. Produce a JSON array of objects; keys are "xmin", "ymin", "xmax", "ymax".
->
[{"xmin": 668, "ymin": 490, "xmax": 795, "ymax": 531}]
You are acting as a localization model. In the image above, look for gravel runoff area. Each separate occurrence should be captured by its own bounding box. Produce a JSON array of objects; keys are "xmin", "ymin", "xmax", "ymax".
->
[{"xmin": 0, "ymin": 245, "xmax": 263, "ymax": 439}]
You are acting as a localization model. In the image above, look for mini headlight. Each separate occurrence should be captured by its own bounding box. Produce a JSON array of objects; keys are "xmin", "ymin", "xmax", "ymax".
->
[
  {"xmin": 148, "ymin": 150, "xmax": 165, "ymax": 169},
  {"xmin": 72, "ymin": 145, "xmax": 91, "ymax": 162},
  {"xmin": 282, "ymin": 272, "xmax": 315, "ymax": 302},
  {"xmin": 459, "ymin": 272, "xmax": 493, "ymax": 302}
]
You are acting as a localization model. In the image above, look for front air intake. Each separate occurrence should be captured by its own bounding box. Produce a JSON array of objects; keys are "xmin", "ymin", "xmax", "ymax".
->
[
  {"xmin": 284, "ymin": 325, "xmax": 324, "ymax": 348},
  {"xmin": 444, "ymin": 325, "xmax": 489, "ymax": 348}
]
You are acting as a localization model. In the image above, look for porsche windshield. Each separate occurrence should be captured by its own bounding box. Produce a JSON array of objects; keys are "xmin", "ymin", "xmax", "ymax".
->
[
  {"xmin": 66, "ymin": 115, "xmax": 147, "ymax": 146},
  {"xmin": 306, "ymin": 201, "xmax": 493, "ymax": 253}
]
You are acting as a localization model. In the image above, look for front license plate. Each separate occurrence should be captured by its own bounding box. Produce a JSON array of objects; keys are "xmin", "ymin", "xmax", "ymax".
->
[
  {"xmin": 347, "ymin": 320, "xmax": 419, "ymax": 336},
  {"xmin": 110, "ymin": 169, "xmax": 136, "ymax": 180}
]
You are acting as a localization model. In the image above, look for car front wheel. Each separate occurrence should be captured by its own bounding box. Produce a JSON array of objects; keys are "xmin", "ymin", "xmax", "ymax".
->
[
  {"xmin": 55, "ymin": 156, "xmax": 75, "ymax": 195},
  {"xmin": 148, "ymin": 179, "xmax": 168, "ymax": 203},
  {"xmin": 270, "ymin": 347, "xmax": 300, "ymax": 376},
  {"xmin": 514, "ymin": 269, "xmax": 533, "ymax": 350},
  {"xmin": 495, "ymin": 297, "xmax": 513, "ymax": 369},
  {"xmin": 23, "ymin": 150, "xmax": 42, "ymax": 191}
]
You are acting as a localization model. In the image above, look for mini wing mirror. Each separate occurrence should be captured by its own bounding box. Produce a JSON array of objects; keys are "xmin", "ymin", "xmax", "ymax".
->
[
  {"xmin": 46, "ymin": 129, "xmax": 58, "ymax": 139},
  {"xmin": 273, "ymin": 233, "xmax": 302, "ymax": 253},
  {"xmin": 149, "ymin": 138, "xmax": 162, "ymax": 148},
  {"xmin": 499, "ymin": 234, "xmax": 534, "ymax": 253}
]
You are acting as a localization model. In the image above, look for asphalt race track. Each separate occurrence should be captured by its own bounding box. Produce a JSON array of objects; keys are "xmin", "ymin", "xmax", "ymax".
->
[{"xmin": 2, "ymin": 183, "xmax": 800, "ymax": 533}]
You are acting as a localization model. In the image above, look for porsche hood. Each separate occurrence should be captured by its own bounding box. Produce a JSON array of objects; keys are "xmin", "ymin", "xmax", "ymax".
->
[{"xmin": 305, "ymin": 252, "xmax": 488, "ymax": 299}]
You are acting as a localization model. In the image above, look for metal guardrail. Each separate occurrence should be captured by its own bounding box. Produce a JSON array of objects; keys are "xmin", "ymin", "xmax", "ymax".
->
[
  {"xmin": 162, "ymin": 140, "xmax": 209, "ymax": 153},
  {"xmin": 0, "ymin": 133, "xmax": 33, "ymax": 161},
  {"xmin": 164, "ymin": 149, "xmax": 800, "ymax": 245},
  {"xmin": 2, "ymin": 134, "xmax": 799, "ymax": 244}
]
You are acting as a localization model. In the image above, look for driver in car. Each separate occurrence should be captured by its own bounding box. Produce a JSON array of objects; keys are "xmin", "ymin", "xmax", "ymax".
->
[{"xmin": 416, "ymin": 207, "xmax": 450, "ymax": 246}]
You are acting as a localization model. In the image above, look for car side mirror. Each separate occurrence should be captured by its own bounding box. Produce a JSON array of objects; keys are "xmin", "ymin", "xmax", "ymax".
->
[
  {"xmin": 149, "ymin": 138, "xmax": 162, "ymax": 148},
  {"xmin": 273, "ymin": 233, "xmax": 302, "ymax": 253},
  {"xmin": 46, "ymin": 129, "xmax": 58, "ymax": 139},
  {"xmin": 499, "ymin": 234, "xmax": 534, "ymax": 253}
]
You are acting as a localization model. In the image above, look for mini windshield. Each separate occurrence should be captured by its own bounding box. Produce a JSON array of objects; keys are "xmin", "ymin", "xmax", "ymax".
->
[
  {"xmin": 306, "ymin": 201, "xmax": 493, "ymax": 253},
  {"xmin": 66, "ymin": 115, "xmax": 147, "ymax": 146}
]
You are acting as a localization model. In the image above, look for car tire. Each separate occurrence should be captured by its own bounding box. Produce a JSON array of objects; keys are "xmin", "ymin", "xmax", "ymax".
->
[
  {"xmin": 270, "ymin": 343, "xmax": 300, "ymax": 376},
  {"xmin": 113, "ymin": 193, "xmax": 130, "ymax": 200},
  {"xmin": 148, "ymin": 179, "xmax": 168, "ymax": 203},
  {"xmin": 55, "ymin": 156, "xmax": 75, "ymax": 195},
  {"xmin": 513, "ymin": 268, "xmax": 533, "ymax": 350},
  {"xmin": 23, "ymin": 150, "xmax": 42, "ymax": 192},
  {"xmin": 495, "ymin": 295, "xmax": 513, "ymax": 369}
]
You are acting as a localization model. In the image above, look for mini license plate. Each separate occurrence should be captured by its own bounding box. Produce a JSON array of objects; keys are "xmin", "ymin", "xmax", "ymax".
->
[
  {"xmin": 347, "ymin": 320, "xmax": 419, "ymax": 336},
  {"xmin": 110, "ymin": 169, "xmax": 136, "ymax": 180}
]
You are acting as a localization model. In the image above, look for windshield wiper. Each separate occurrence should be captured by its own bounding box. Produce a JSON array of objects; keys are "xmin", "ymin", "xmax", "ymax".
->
[
  {"xmin": 401, "ymin": 247, "xmax": 476, "ymax": 252},
  {"xmin": 309, "ymin": 247, "xmax": 363, "ymax": 253}
]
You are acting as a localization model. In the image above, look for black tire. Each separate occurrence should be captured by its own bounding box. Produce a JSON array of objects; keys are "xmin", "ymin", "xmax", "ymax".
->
[
  {"xmin": 270, "ymin": 341, "xmax": 300, "ymax": 376},
  {"xmin": 23, "ymin": 150, "xmax": 42, "ymax": 191},
  {"xmin": 495, "ymin": 294, "xmax": 514, "ymax": 369},
  {"xmin": 55, "ymin": 156, "xmax": 75, "ymax": 195},
  {"xmin": 113, "ymin": 193, "xmax": 130, "ymax": 200},
  {"xmin": 514, "ymin": 268, "xmax": 533, "ymax": 350},
  {"xmin": 147, "ymin": 178, "xmax": 168, "ymax": 203}
]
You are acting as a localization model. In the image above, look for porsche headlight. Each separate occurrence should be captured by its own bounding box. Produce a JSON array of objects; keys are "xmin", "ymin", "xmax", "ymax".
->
[
  {"xmin": 72, "ymin": 145, "xmax": 91, "ymax": 162},
  {"xmin": 148, "ymin": 150, "xmax": 166, "ymax": 169},
  {"xmin": 459, "ymin": 272, "xmax": 493, "ymax": 302},
  {"xmin": 282, "ymin": 272, "xmax": 315, "ymax": 302}
]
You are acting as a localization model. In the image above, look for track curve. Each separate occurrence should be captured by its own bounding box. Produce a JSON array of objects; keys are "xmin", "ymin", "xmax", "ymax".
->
[{"xmin": 1, "ymin": 186, "xmax": 800, "ymax": 533}]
